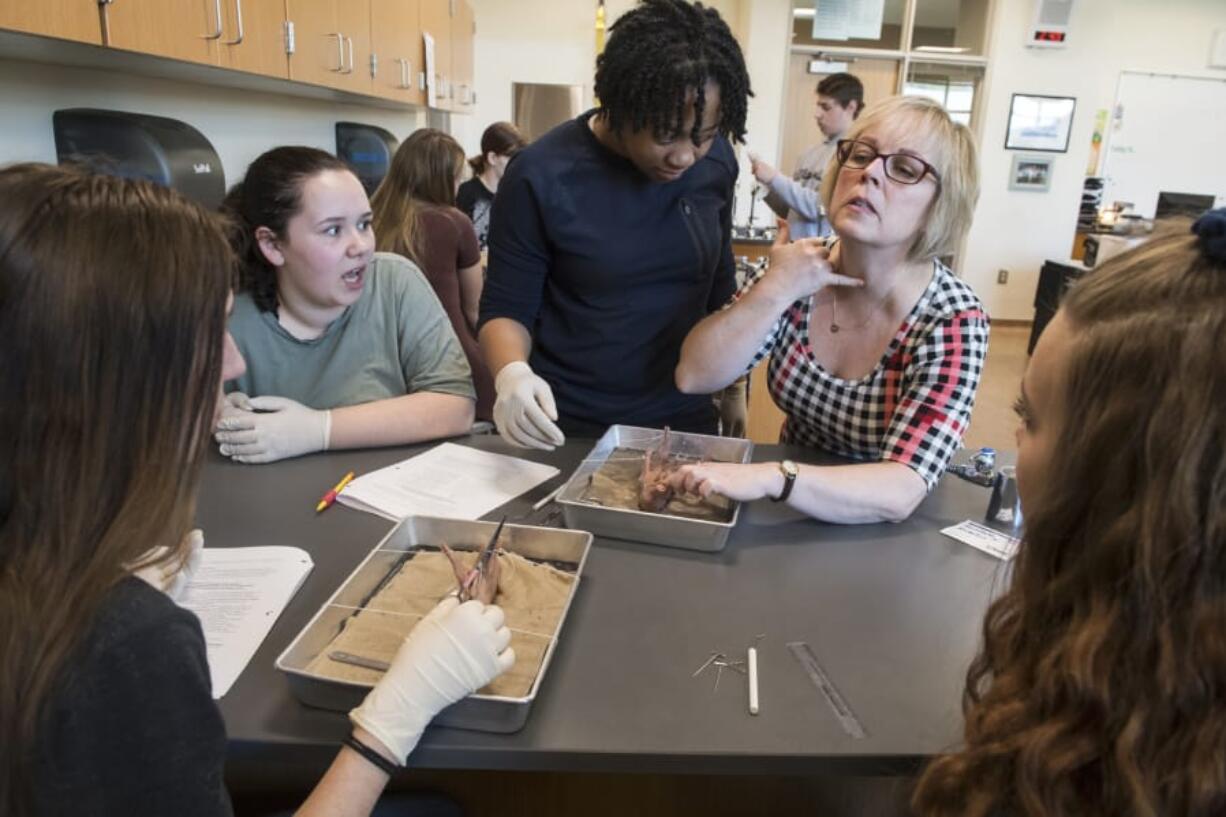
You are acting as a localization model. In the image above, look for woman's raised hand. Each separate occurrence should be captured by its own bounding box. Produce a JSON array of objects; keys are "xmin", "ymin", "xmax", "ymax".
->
[{"xmin": 757, "ymin": 219, "xmax": 864, "ymax": 306}]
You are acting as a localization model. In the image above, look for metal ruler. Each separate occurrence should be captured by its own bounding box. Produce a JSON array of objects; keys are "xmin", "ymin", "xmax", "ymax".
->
[{"xmin": 786, "ymin": 641, "xmax": 868, "ymax": 740}]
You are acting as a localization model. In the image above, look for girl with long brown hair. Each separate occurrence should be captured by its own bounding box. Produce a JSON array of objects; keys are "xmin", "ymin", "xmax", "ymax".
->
[
  {"xmin": 371, "ymin": 128, "xmax": 494, "ymax": 421},
  {"xmin": 913, "ymin": 212, "xmax": 1226, "ymax": 816},
  {"xmin": 0, "ymin": 163, "xmax": 512, "ymax": 816}
]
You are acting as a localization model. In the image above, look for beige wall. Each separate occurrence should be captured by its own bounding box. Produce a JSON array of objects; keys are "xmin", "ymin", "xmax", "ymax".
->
[{"xmin": 962, "ymin": 0, "xmax": 1226, "ymax": 320}]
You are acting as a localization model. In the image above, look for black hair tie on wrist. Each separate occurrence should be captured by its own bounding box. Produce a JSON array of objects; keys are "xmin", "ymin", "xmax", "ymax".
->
[
  {"xmin": 1191, "ymin": 207, "xmax": 1226, "ymax": 265},
  {"xmin": 344, "ymin": 734, "xmax": 400, "ymax": 776}
]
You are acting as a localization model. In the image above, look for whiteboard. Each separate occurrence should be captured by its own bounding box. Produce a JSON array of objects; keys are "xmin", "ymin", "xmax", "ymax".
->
[{"xmin": 1102, "ymin": 71, "xmax": 1226, "ymax": 218}]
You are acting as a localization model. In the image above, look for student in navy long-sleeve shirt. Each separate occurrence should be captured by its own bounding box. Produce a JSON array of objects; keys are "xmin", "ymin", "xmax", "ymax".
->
[{"xmin": 477, "ymin": 0, "xmax": 752, "ymax": 447}]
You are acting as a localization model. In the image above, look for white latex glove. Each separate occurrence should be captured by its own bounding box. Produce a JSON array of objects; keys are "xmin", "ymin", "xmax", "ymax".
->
[
  {"xmin": 129, "ymin": 528, "xmax": 204, "ymax": 602},
  {"xmin": 492, "ymin": 361, "xmax": 565, "ymax": 450},
  {"xmin": 717, "ymin": 375, "xmax": 748, "ymax": 438},
  {"xmin": 350, "ymin": 597, "xmax": 515, "ymax": 763},
  {"xmin": 213, "ymin": 395, "xmax": 331, "ymax": 464}
]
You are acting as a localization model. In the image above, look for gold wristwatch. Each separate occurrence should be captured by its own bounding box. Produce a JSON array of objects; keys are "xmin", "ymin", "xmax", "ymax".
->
[{"xmin": 772, "ymin": 460, "xmax": 799, "ymax": 502}]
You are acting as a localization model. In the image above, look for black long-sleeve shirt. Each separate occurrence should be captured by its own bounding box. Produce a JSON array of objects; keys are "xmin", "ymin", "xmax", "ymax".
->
[
  {"xmin": 35, "ymin": 577, "xmax": 232, "ymax": 817},
  {"xmin": 479, "ymin": 110, "xmax": 737, "ymax": 435}
]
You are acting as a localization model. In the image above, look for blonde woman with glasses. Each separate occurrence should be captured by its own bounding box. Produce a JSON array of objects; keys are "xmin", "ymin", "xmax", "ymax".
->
[{"xmin": 673, "ymin": 96, "xmax": 989, "ymax": 524}]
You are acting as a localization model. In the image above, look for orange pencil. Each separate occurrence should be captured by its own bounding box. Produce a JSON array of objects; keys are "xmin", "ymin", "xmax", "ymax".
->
[{"xmin": 316, "ymin": 471, "xmax": 355, "ymax": 513}]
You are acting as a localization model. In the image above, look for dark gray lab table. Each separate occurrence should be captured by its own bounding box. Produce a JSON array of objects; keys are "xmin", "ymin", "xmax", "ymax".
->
[{"xmin": 198, "ymin": 436, "xmax": 1008, "ymax": 785}]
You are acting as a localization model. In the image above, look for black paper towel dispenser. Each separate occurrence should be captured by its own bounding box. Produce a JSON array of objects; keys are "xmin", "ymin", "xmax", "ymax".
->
[
  {"xmin": 336, "ymin": 122, "xmax": 399, "ymax": 195},
  {"xmin": 53, "ymin": 109, "xmax": 225, "ymax": 210}
]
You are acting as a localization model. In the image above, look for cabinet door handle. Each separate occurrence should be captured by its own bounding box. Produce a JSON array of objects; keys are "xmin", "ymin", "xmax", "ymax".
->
[
  {"xmin": 330, "ymin": 32, "xmax": 344, "ymax": 72},
  {"xmin": 223, "ymin": 0, "xmax": 244, "ymax": 45},
  {"xmin": 201, "ymin": 0, "xmax": 223, "ymax": 39},
  {"xmin": 399, "ymin": 58, "xmax": 410, "ymax": 89},
  {"xmin": 344, "ymin": 36, "xmax": 354, "ymax": 74}
]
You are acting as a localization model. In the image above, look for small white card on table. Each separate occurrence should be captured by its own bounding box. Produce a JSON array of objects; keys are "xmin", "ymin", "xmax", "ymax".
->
[{"xmin": 941, "ymin": 520, "xmax": 1021, "ymax": 561}]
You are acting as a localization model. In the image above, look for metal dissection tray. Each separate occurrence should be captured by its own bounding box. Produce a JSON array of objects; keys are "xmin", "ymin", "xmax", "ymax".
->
[
  {"xmin": 556, "ymin": 425, "xmax": 753, "ymax": 552},
  {"xmin": 275, "ymin": 516, "xmax": 591, "ymax": 734}
]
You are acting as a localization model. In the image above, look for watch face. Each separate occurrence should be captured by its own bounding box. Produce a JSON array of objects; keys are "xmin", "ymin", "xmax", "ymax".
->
[{"xmin": 781, "ymin": 459, "xmax": 799, "ymax": 477}]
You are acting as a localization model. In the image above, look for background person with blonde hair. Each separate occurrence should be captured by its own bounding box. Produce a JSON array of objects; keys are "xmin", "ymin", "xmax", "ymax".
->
[
  {"xmin": 372, "ymin": 129, "xmax": 493, "ymax": 421},
  {"xmin": 673, "ymin": 96, "xmax": 988, "ymax": 523},
  {"xmin": 913, "ymin": 213, "xmax": 1226, "ymax": 817}
]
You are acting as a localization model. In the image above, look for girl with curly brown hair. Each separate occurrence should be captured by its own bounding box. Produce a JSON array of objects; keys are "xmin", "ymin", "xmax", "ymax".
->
[{"xmin": 913, "ymin": 210, "xmax": 1226, "ymax": 817}]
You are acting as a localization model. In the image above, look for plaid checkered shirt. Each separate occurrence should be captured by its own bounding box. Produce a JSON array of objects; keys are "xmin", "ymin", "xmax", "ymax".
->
[{"xmin": 738, "ymin": 258, "xmax": 989, "ymax": 490}]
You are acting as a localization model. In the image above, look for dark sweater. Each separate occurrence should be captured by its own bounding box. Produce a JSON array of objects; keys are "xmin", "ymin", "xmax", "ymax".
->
[
  {"xmin": 34, "ymin": 577, "xmax": 232, "ymax": 817},
  {"xmin": 478, "ymin": 109, "xmax": 737, "ymax": 435}
]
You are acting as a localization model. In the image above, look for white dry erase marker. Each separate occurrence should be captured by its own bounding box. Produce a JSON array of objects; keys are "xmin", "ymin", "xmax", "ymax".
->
[{"xmin": 748, "ymin": 634, "xmax": 763, "ymax": 715}]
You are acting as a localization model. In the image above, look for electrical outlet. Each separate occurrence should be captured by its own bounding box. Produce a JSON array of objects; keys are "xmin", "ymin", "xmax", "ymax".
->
[{"xmin": 997, "ymin": 269, "xmax": 1009, "ymax": 284}]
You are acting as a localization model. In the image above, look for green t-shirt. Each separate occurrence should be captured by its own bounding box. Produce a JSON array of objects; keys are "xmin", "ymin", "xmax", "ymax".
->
[{"xmin": 226, "ymin": 252, "xmax": 475, "ymax": 408}]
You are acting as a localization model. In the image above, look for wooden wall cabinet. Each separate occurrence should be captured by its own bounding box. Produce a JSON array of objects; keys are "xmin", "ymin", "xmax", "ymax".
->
[
  {"xmin": 336, "ymin": 1, "xmax": 371, "ymax": 96},
  {"xmin": 418, "ymin": 0, "xmax": 452, "ymax": 112},
  {"xmin": 370, "ymin": 0, "xmax": 424, "ymax": 105},
  {"xmin": 1, "ymin": 0, "xmax": 473, "ymax": 112},
  {"xmin": 286, "ymin": 0, "xmax": 370, "ymax": 94},
  {"xmin": 106, "ymin": 0, "xmax": 290, "ymax": 78},
  {"xmin": 0, "ymin": 1, "xmax": 101, "ymax": 45},
  {"xmin": 450, "ymin": 0, "xmax": 473, "ymax": 111},
  {"xmin": 104, "ymin": 0, "xmax": 220, "ymax": 66},
  {"xmin": 219, "ymin": 0, "xmax": 290, "ymax": 79}
]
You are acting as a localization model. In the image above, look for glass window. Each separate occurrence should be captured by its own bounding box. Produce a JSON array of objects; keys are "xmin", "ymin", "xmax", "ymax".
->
[
  {"xmin": 903, "ymin": 61, "xmax": 985, "ymax": 127},
  {"xmin": 911, "ymin": 0, "xmax": 990, "ymax": 56},
  {"xmin": 791, "ymin": 0, "xmax": 905, "ymax": 52}
]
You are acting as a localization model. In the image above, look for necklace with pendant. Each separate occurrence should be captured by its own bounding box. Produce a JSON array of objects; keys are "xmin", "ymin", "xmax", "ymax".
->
[{"xmin": 829, "ymin": 278, "xmax": 902, "ymax": 334}]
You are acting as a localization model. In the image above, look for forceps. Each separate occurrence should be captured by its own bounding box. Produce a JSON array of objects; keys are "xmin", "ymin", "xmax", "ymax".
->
[{"xmin": 457, "ymin": 516, "xmax": 505, "ymax": 602}]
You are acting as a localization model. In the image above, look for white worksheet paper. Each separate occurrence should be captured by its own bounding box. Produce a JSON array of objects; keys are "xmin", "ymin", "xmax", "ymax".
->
[
  {"xmin": 338, "ymin": 442, "xmax": 560, "ymax": 522},
  {"xmin": 941, "ymin": 520, "xmax": 1021, "ymax": 561},
  {"xmin": 178, "ymin": 547, "xmax": 313, "ymax": 698},
  {"xmin": 423, "ymin": 32, "xmax": 436, "ymax": 107}
]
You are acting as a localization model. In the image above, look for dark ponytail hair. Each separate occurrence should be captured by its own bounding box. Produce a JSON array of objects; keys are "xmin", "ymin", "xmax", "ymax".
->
[
  {"xmin": 468, "ymin": 121, "xmax": 527, "ymax": 175},
  {"xmin": 222, "ymin": 146, "xmax": 350, "ymax": 313}
]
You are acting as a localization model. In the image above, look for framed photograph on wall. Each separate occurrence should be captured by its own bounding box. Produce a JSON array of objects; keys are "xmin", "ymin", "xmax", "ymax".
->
[
  {"xmin": 1005, "ymin": 94, "xmax": 1076, "ymax": 152},
  {"xmin": 1008, "ymin": 153, "xmax": 1054, "ymax": 192}
]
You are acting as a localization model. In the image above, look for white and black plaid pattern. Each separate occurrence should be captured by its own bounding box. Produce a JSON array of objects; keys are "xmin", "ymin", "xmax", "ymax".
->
[{"xmin": 738, "ymin": 259, "xmax": 989, "ymax": 490}]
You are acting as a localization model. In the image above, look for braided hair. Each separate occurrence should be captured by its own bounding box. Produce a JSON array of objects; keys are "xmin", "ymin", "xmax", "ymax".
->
[{"xmin": 594, "ymin": 0, "xmax": 752, "ymax": 145}]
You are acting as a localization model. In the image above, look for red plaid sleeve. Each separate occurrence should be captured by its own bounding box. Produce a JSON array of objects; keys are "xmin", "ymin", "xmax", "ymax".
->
[{"xmin": 879, "ymin": 307, "xmax": 990, "ymax": 489}]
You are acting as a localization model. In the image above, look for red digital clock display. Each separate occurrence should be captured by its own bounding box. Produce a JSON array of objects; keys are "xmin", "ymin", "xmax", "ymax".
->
[{"xmin": 1033, "ymin": 31, "xmax": 1067, "ymax": 42}]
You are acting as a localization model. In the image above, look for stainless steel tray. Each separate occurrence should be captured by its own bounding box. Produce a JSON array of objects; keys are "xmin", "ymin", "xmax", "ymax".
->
[
  {"xmin": 275, "ymin": 516, "xmax": 591, "ymax": 733},
  {"xmin": 556, "ymin": 425, "xmax": 753, "ymax": 552}
]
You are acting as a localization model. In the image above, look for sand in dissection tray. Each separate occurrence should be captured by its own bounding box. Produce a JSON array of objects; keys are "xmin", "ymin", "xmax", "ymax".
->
[
  {"xmin": 306, "ymin": 550, "xmax": 574, "ymax": 698},
  {"xmin": 580, "ymin": 446, "xmax": 733, "ymax": 523}
]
